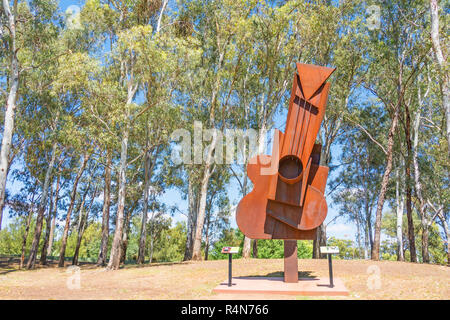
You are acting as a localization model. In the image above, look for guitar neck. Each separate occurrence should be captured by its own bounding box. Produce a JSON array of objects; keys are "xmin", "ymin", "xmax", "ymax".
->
[{"xmin": 280, "ymin": 74, "xmax": 330, "ymax": 166}]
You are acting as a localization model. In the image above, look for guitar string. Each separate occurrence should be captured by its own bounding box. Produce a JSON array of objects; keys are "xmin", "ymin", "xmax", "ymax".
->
[
  {"xmin": 299, "ymin": 94, "xmax": 313, "ymax": 163},
  {"xmin": 300, "ymin": 84, "xmax": 324, "ymax": 162},
  {"xmin": 289, "ymin": 75, "xmax": 302, "ymax": 156},
  {"xmin": 289, "ymin": 81, "xmax": 301, "ymax": 156},
  {"xmin": 282, "ymin": 79, "xmax": 294, "ymax": 156},
  {"xmin": 293, "ymin": 83, "xmax": 308, "ymax": 158}
]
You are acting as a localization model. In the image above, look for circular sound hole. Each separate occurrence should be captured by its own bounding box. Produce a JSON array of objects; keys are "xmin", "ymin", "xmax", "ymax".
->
[{"xmin": 278, "ymin": 156, "xmax": 303, "ymax": 180}]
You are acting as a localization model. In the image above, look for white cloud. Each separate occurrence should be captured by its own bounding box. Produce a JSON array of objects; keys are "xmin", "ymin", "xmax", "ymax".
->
[{"xmin": 327, "ymin": 223, "xmax": 354, "ymax": 239}]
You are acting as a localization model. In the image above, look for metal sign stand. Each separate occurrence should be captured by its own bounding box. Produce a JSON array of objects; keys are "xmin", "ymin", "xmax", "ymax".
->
[
  {"xmin": 221, "ymin": 247, "xmax": 239, "ymax": 287},
  {"xmin": 228, "ymin": 254, "xmax": 232, "ymax": 287},
  {"xmin": 320, "ymin": 246, "xmax": 339, "ymax": 288},
  {"xmin": 327, "ymin": 253, "xmax": 334, "ymax": 287}
]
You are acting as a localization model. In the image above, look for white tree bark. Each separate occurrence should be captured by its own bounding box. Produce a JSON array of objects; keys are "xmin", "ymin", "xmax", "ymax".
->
[
  {"xmin": 107, "ymin": 119, "xmax": 130, "ymax": 269},
  {"xmin": 437, "ymin": 213, "xmax": 449, "ymax": 266},
  {"xmin": 156, "ymin": 0, "xmax": 168, "ymax": 33},
  {"xmin": 430, "ymin": 0, "xmax": 450, "ymax": 159},
  {"xmin": 191, "ymin": 137, "xmax": 217, "ymax": 260},
  {"xmin": 0, "ymin": 0, "xmax": 19, "ymax": 231},
  {"xmin": 395, "ymin": 167, "xmax": 405, "ymax": 261},
  {"xmin": 137, "ymin": 149, "xmax": 151, "ymax": 264},
  {"xmin": 107, "ymin": 79, "xmax": 137, "ymax": 269},
  {"xmin": 413, "ymin": 108, "xmax": 431, "ymax": 262},
  {"xmin": 46, "ymin": 177, "xmax": 59, "ymax": 258}
]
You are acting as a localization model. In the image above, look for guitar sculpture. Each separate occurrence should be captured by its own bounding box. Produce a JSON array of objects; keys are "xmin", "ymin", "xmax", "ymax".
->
[{"xmin": 236, "ymin": 63, "xmax": 335, "ymax": 240}]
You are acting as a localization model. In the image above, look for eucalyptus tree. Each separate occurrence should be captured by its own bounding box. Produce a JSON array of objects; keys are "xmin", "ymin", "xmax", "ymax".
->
[
  {"xmin": 362, "ymin": 0, "xmax": 430, "ymax": 261},
  {"xmin": 429, "ymin": 0, "xmax": 449, "ymax": 159},
  {"xmin": 332, "ymin": 107, "xmax": 386, "ymax": 259},
  {"xmin": 136, "ymin": 104, "xmax": 181, "ymax": 264},
  {"xmin": 0, "ymin": 0, "xmax": 21, "ymax": 230},
  {"xmin": 76, "ymin": 0, "xmax": 178, "ymax": 270},
  {"xmin": 40, "ymin": 161, "xmax": 65, "ymax": 264},
  {"xmin": 203, "ymin": 167, "xmax": 231, "ymax": 260},
  {"xmin": 411, "ymin": 63, "xmax": 449, "ymax": 264},
  {"xmin": 0, "ymin": 0, "xmax": 62, "ymax": 233},
  {"xmin": 5, "ymin": 170, "xmax": 40, "ymax": 268},
  {"xmin": 72, "ymin": 161, "xmax": 101, "ymax": 266},
  {"xmin": 23, "ymin": 19, "xmax": 67, "ymax": 268}
]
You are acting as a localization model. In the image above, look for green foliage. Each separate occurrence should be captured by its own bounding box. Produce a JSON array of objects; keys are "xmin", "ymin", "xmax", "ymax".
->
[
  {"xmin": 209, "ymin": 229, "xmax": 243, "ymax": 260},
  {"xmin": 0, "ymin": 216, "xmax": 35, "ymax": 255},
  {"xmin": 327, "ymin": 237, "xmax": 359, "ymax": 260},
  {"xmin": 151, "ymin": 222, "xmax": 187, "ymax": 262}
]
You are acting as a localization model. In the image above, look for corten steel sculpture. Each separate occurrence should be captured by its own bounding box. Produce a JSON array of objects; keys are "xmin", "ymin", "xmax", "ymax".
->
[{"xmin": 236, "ymin": 63, "xmax": 335, "ymax": 283}]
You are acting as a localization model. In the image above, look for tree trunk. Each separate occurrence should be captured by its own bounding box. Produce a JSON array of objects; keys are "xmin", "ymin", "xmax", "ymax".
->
[
  {"xmin": 366, "ymin": 199, "xmax": 374, "ymax": 253},
  {"xmin": 191, "ymin": 132, "xmax": 218, "ymax": 260},
  {"xmin": 191, "ymin": 159, "xmax": 214, "ymax": 260},
  {"xmin": 40, "ymin": 185, "xmax": 53, "ymax": 265},
  {"xmin": 137, "ymin": 149, "xmax": 151, "ymax": 264},
  {"xmin": 365, "ymin": 190, "xmax": 373, "ymax": 258},
  {"xmin": 313, "ymin": 132, "xmax": 333, "ymax": 258},
  {"xmin": 242, "ymin": 236, "xmax": 251, "ymax": 259},
  {"xmin": 204, "ymin": 212, "xmax": 211, "ymax": 261},
  {"xmin": 437, "ymin": 213, "xmax": 449, "ymax": 266},
  {"xmin": 395, "ymin": 167, "xmax": 405, "ymax": 261},
  {"xmin": 404, "ymin": 103, "xmax": 417, "ymax": 263},
  {"xmin": 107, "ymin": 118, "xmax": 130, "ymax": 270},
  {"xmin": 40, "ymin": 179, "xmax": 54, "ymax": 265},
  {"xmin": 252, "ymin": 239, "xmax": 258, "ymax": 258},
  {"xmin": 240, "ymin": 174, "xmax": 252, "ymax": 259},
  {"xmin": 313, "ymin": 224, "xmax": 327, "ymax": 259},
  {"xmin": 412, "ymin": 110, "xmax": 429, "ymax": 263},
  {"xmin": 148, "ymin": 211, "xmax": 157, "ymax": 264},
  {"xmin": 27, "ymin": 142, "xmax": 58, "ymax": 269},
  {"xmin": 429, "ymin": 0, "xmax": 450, "ymax": 160},
  {"xmin": 72, "ymin": 185, "xmax": 90, "ymax": 266},
  {"xmin": 19, "ymin": 206, "xmax": 34, "ymax": 269},
  {"xmin": 58, "ymin": 152, "xmax": 90, "ymax": 267},
  {"xmin": 355, "ymin": 211, "xmax": 362, "ymax": 258},
  {"xmin": 183, "ymin": 175, "xmax": 197, "ymax": 261},
  {"xmin": 371, "ymin": 106, "xmax": 399, "ymax": 260},
  {"xmin": 72, "ymin": 213, "xmax": 85, "ymax": 266},
  {"xmin": 120, "ymin": 208, "xmax": 132, "ymax": 264},
  {"xmin": 149, "ymin": 232, "xmax": 155, "ymax": 264},
  {"xmin": 97, "ymin": 151, "xmax": 112, "ymax": 266},
  {"xmin": 364, "ymin": 221, "xmax": 370, "ymax": 259},
  {"xmin": 191, "ymin": 46, "xmax": 225, "ymax": 261},
  {"xmin": 0, "ymin": 0, "xmax": 19, "ymax": 232},
  {"xmin": 41, "ymin": 172, "xmax": 61, "ymax": 264}
]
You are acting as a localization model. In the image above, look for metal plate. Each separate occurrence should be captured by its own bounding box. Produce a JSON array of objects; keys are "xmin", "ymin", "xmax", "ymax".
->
[
  {"xmin": 221, "ymin": 247, "xmax": 239, "ymax": 254},
  {"xmin": 320, "ymin": 246, "xmax": 339, "ymax": 254}
]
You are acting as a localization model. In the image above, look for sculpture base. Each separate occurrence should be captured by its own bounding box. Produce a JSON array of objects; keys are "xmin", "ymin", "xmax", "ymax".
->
[
  {"xmin": 284, "ymin": 240, "xmax": 298, "ymax": 283},
  {"xmin": 213, "ymin": 277, "xmax": 349, "ymax": 296}
]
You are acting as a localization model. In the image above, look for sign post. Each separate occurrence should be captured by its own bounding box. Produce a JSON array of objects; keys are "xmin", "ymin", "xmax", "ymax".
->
[
  {"xmin": 221, "ymin": 247, "xmax": 239, "ymax": 287},
  {"xmin": 320, "ymin": 246, "xmax": 339, "ymax": 288}
]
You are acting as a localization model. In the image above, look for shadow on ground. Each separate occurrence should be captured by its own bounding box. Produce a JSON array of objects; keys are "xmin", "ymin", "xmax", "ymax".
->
[{"xmin": 240, "ymin": 271, "xmax": 317, "ymax": 279}]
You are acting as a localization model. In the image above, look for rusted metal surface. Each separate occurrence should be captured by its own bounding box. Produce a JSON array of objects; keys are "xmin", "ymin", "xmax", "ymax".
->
[
  {"xmin": 236, "ymin": 63, "xmax": 335, "ymax": 241},
  {"xmin": 283, "ymin": 240, "xmax": 298, "ymax": 283}
]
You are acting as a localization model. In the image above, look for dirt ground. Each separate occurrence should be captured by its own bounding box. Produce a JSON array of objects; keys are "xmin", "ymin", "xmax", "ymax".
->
[{"xmin": 0, "ymin": 258, "xmax": 448, "ymax": 300}]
